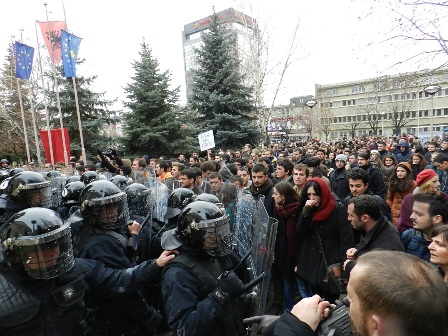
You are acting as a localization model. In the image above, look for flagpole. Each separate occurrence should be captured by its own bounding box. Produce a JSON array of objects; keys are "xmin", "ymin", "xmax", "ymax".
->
[
  {"xmin": 62, "ymin": 1, "xmax": 87, "ymax": 164},
  {"xmin": 11, "ymin": 37, "xmax": 31, "ymax": 163},
  {"xmin": 44, "ymin": 3, "xmax": 69, "ymax": 166},
  {"xmin": 19, "ymin": 31, "xmax": 42, "ymax": 167},
  {"xmin": 35, "ymin": 20, "xmax": 55, "ymax": 166}
]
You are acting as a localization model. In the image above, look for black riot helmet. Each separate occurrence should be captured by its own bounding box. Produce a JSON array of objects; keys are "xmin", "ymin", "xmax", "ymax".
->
[
  {"xmin": 65, "ymin": 175, "xmax": 81, "ymax": 185},
  {"xmin": 9, "ymin": 167, "xmax": 24, "ymax": 177},
  {"xmin": 7, "ymin": 171, "xmax": 52, "ymax": 208},
  {"xmin": 1, "ymin": 207, "xmax": 75, "ymax": 279},
  {"xmin": 125, "ymin": 183, "xmax": 150, "ymax": 216},
  {"xmin": 110, "ymin": 175, "xmax": 131, "ymax": 191},
  {"xmin": 165, "ymin": 188, "xmax": 195, "ymax": 219},
  {"xmin": 44, "ymin": 170, "xmax": 63, "ymax": 181},
  {"xmin": 62, "ymin": 181, "xmax": 85, "ymax": 205},
  {"xmin": 177, "ymin": 201, "xmax": 231, "ymax": 257},
  {"xmin": 80, "ymin": 180, "xmax": 130, "ymax": 229},
  {"xmin": 80, "ymin": 171, "xmax": 99, "ymax": 186},
  {"xmin": 195, "ymin": 193, "xmax": 220, "ymax": 204}
]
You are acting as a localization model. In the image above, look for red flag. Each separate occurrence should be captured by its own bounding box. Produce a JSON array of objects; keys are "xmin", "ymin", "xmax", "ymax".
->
[
  {"xmin": 40, "ymin": 128, "xmax": 71, "ymax": 163},
  {"xmin": 38, "ymin": 21, "xmax": 67, "ymax": 65}
]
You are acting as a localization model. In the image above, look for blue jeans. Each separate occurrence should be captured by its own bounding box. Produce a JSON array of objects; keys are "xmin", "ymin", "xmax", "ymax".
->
[{"xmin": 283, "ymin": 273, "xmax": 313, "ymax": 310}]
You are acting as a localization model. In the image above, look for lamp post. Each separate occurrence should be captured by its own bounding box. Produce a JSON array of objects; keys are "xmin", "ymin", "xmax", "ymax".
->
[
  {"xmin": 424, "ymin": 85, "xmax": 441, "ymax": 140},
  {"xmin": 305, "ymin": 100, "xmax": 317, "ymax": 140}
]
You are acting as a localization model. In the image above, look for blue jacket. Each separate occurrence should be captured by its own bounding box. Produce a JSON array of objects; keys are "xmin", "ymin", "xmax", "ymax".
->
[{"xmin": 401, "ymin": 229, "xmax": 430, "ymax": 262}]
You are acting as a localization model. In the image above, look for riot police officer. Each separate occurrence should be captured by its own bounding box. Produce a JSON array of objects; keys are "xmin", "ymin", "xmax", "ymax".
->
[
  {"xmin": 0, "ymin": 158, "xmax": 10, "ymax": 182},
  {"xmin": 164, "ymin": 187, "xmax": 195, "ymax": 231},
  {"xmin": 69, "ymin": 180, "xmax": 162, "ymax": 335},
  {"xmin": 161, "ymin": 201, "xmax": 248, "ymax": 336},
  {"xmin": 0, "ymin": 207, "xmax": 176, "ymax": 336},
  {"xmin": 0, "ymin": 171, "xmax": 53, "ymax": 232},
  {"xmin": 56, "ymin": 181, "xmax": 85, "ymax": 220}
]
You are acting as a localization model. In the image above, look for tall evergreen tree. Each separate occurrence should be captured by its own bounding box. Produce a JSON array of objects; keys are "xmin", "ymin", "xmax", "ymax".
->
[
  {"xmin": 42, "ymin": 59, "xmax": 117, "ymax": 160},
  {"xmin": 188, "ymin": 13, "xmax": 263, "ymax": 149},
  {"xmin": 122, "ymin": 41, "xmax": 194, "ymax": 157},
  {"xmin": 0, "ymin": 45, "xmax": 37, "ymax": 160}
]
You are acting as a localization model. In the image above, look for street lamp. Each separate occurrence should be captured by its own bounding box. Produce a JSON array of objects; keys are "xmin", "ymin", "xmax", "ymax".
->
[
  {"xmin": 305, "ymin": 100, "xmax": 317, "ymax": 139},
  {"xmin": 424, "ymin": 85, "xmax": 441, "ymax": 140}
]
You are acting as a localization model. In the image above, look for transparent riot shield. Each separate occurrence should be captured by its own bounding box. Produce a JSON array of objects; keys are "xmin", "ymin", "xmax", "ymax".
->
[
  {"xmin": 233, "ymin": 191, "xmax": 278, "ymax": 322},
  {"xmin": 147, "ymin": 178, "xmax": 169, "ymax": 225},
  {"xmin": 164, "ymin": 178, "xmax": 183, "ymax": 194}
]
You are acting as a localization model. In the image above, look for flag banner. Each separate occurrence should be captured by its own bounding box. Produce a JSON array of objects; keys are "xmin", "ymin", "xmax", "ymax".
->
[
  {"xmin": 39, "ymin": 128, "xmax": 71, "ymax": 163},
  {"xmin": 198, "ymin": 130, "xmax": 215, "ymax": 151},
  {"xmin": 13, "ymin": 42, "xmax": 34, "ymax": 80},
  {"xmin": 38, "ymin": 21, "xmax": 67, "ymax": 65},
  {"xmin": 61, "ymin": 30, "xmax": 81, "ymax": 77}
]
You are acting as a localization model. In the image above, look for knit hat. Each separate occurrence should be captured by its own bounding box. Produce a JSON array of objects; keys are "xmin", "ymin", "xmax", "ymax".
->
[
  {"xmin": 370, "ymin": 150, "xmax": 379, "ymax": 155},
  {"xmin": 416, "ymin": 169, "xmax": 438, "ymax": 186},
  {"xmin": 397, "ymin": 162, "xmax": 412, "ymax": 174},
  {"xmin": 219, "ymin": 166, "xmax": 233, "ymax": 180},
  {"xmin": 335, "ymin": 154, "xmax": 348, "ymax": 162}
]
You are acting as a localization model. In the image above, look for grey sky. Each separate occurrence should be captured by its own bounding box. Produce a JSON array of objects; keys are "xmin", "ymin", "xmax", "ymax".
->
[{"xmin": 1, "ymin": 0, "xmax": 432, "ymax": 110}]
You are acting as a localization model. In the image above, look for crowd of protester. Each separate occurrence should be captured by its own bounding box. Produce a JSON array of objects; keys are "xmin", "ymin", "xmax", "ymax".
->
[{"xmin": 2, "ymin": 133, "xmax": 448, "ymax": 335}]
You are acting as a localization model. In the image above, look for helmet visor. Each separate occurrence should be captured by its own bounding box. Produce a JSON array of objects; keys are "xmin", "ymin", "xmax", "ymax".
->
[
  {"xmin": 92, "ymin": 193, "xmax": 130, "ymax": 229},
  {"xmin": 202, "ymin": 216, "xmax": 232, "ymax": 257},
  {"xmin": 16, "ymin": 223, "xmax": 75, "ymax": 279},
  {"xmin": 25, "ymin": 184, "xmax": 53, "ymax": 208}
]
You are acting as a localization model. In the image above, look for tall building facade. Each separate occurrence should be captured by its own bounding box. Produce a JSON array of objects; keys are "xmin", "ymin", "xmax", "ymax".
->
[
  {"xmin": 182, "ymin": 8, "xmax": 258, "ymax": 100},
  {"xmin": 313, "ymin": 69, "xmax": 448, "ymax": 141}
]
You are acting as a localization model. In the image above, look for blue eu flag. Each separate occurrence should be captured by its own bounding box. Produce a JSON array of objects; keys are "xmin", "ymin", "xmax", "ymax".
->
[
  {"xmin": 14, "ymin": 42, "xmax": 34, "ymax": 80},
  {"xmin": 61, "ymin": 30, "xmax": 81, "ymax": 78}
]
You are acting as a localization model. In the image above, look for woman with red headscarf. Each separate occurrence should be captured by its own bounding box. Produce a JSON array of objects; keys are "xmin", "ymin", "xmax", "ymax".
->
[{"xmin": 295, "ymin": 178, "xmax": 354, "ymax": 302}]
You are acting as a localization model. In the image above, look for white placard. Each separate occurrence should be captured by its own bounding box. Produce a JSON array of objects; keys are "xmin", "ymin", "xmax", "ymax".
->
[{"xmin": 198, "ymin": 130, "xmax": 215, "ymax": 151}]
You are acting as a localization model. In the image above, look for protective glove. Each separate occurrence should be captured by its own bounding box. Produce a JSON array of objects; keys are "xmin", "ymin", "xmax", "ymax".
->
[
  {"xmin": 218, "ymin": 271, "xmax": 245, "ymax": 300},
  {"xmin": 243, "ymin": 315, "xmax": 280, "ymax": 335}
]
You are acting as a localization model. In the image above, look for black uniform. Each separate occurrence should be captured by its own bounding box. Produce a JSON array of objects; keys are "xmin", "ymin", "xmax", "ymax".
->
[
  {"xmin": 0, "ymin": 257, "xmax": 161, "ymax": 336},
  {"xmin": 161, "ymin": 248, "xmax": 247, "ymax": 336}
]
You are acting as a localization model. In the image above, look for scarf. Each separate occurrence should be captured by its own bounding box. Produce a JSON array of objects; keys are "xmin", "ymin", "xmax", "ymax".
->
[
  {"xmin": 250, "ymin": 178, "xmax": 274, "ymax": 197},
  {"xmin": 275, "ymin": 201, "xmax": 300, "ymax": 257},
  {"xmin": 308, "ymin": 178, "xmax": 336, "ymax": 222}
]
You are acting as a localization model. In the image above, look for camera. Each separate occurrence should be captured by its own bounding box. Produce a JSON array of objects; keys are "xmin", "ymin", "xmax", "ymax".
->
[
  {"xmin": 101, "ymin": 147, "xmax": 118, "ymax": 160},
  {"xmin": 317, "ymin": 298, "xmax": 351, "ymax": 336}
]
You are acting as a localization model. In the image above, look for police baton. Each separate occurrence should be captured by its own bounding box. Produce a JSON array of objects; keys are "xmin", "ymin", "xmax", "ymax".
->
[{"xmin": 240, "ymin": 272, "xmax": 265, "ymax": 294}]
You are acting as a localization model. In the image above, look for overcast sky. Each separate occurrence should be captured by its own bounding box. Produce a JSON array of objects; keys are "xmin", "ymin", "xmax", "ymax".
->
[{"xmin": 1, "ymin": 0, "xmax": 437, "ymax": 110}]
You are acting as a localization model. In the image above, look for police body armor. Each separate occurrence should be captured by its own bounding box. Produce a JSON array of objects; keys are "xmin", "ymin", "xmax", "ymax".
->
[
  {"xmin": 163, "ymin": 253, "xmax": 247, "ymax": 336},
  {"xmin": 0, "ymin": 270, "xmax": 87, "ymax": 336}
]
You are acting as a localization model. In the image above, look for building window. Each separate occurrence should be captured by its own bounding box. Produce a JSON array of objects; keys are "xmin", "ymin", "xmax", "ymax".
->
[
  {"xmin": 343, "ymin": 117, "xmax": 347, "ymax": 122},
  {"xmin": 352, "ymin": 85, "xmax": 365, "ymax": 94},
  {"xmin": 444, "ymin": 108, "xmax": 448, "ymax": 115},
  {"xmin": 333, "ymin": 118, "xmax": 338, "ymax": 123},
  {"xmin": 343, "ymin": 100, "xmax": 347, "ymax": 106},
  {"xmin": 419, "ymin": 91, "xmax": 423, "ymax": 98},
  {"xmin": 445, "ymin": 88, "xmax": 448, "ymax": 95},
  {"xmin": 436, "ymin": 109, "xmax": 442, "ymax": 116},
  {"xmin": 424, "ymin": 111, "xmax": 429, "ymax": 117},
  {"xmin": 362, "ymin": 115, "xmax": 367, "ymax": 121},
  {"xmin": 435, "ymin": 126, "xmax": 441, "ymax": 131}
]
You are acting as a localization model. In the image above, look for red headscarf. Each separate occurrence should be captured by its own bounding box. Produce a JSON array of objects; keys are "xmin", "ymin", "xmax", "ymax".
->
[{"xmin": 307, "ymin": 178, "xmax": 336, "ymax": 221}]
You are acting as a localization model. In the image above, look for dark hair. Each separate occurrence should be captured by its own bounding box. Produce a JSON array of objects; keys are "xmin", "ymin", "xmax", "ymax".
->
[
  {"xmin": 354, "ymin": 251, "xmax": 448, "ymax": 336},
  {"xmin": 347, "ymin": 168, "xmax": 369, "ymax": 185},
  {"xmin": 413, "ymin": 193, "xmax": 448, "ymax": 223},
  {"xmin": 191, "ymin": 167, "xmax": 203, "ymax": 178},
  {"xmin": 158, "ymin": 160, "xmax": 169, "ymax": 172},
  {"xmin": 275, "ymin": 181, "xmax": 299, "ymax": 205},
  {"xmin": 172, "ymin": 162, "xmax": 185, "ymax": 171},
  {"xmin": 120, "ymin": 164, "xmax": 132, "ymax": 176},
  {"xmin": 433, "ymin": 153, "xmax": 448, "ymax": 164},
  {"xmin": 349, "ymin": 194, "xmax": 381, "ymax": 221},
  {"xmin": 220, "ymin": 183, "xmax": 238, "ymax": 205},
  {"xmin": 276, "ymin": 159, "xmax": 294, "ymax": 175},
  {"xmin": 229, "ymin": 175, "xmax": 243, "ymax": 185},
  {"xmin": 200, "ymin": 161, "xmax": 215, "ymax": 173},
  {"xmin": 226, "ymin": 163, "xmax": 238, "ymax": 176},
  {"xmin": 305, "ymin": 156, "xmax": 320, "ymax": 168},
  {"xmin": 208, "ymin": 172, "xmax": 223, "ymax": 180},
  {"xmin": 179, "ymin": 168, "xmax": 196, "ymax": 181},
  {"xmin": 299, "ymin": 180, "xmax": 322, "ymax": 206},
  {"xmin": 252, "ymin": 163, "xmax": 268, "ymax": 175}
]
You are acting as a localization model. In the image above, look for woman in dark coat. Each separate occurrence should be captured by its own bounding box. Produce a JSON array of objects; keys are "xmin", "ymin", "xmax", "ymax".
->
[
  {"xmin": 295, "ymin": 178, "xmax": 354, "ymax": 303},
  {"xmin": 273, "ymin": 182, "xmax": 311, "ymax": 310}
]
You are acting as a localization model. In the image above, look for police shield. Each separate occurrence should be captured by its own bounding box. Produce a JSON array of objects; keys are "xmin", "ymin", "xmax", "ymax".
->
[
  {"xmin": 233, "ymin": 191, "xmax": 278, "ymax": 318},
  {"xmin": 50, "ymin": 176, "xmax": 67, "ymax": 209}
]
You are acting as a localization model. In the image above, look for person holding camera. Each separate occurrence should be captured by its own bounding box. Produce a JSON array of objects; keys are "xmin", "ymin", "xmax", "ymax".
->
[{"xmin": 245, "ymin": 251, "xmax": 448, "ymax": 336}]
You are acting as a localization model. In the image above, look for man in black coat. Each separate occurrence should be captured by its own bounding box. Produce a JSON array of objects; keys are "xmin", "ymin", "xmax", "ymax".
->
[
  {"xmin": 344, "ymin": 194, "xmax": 404, "ymax": 273},
  {"xmin": 329, "ymin": 154, "xmax": 350, "ymax": 200},
  {"xmin": 356, "ymin": 152, "xmax": 386, "ymax": 199}
]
